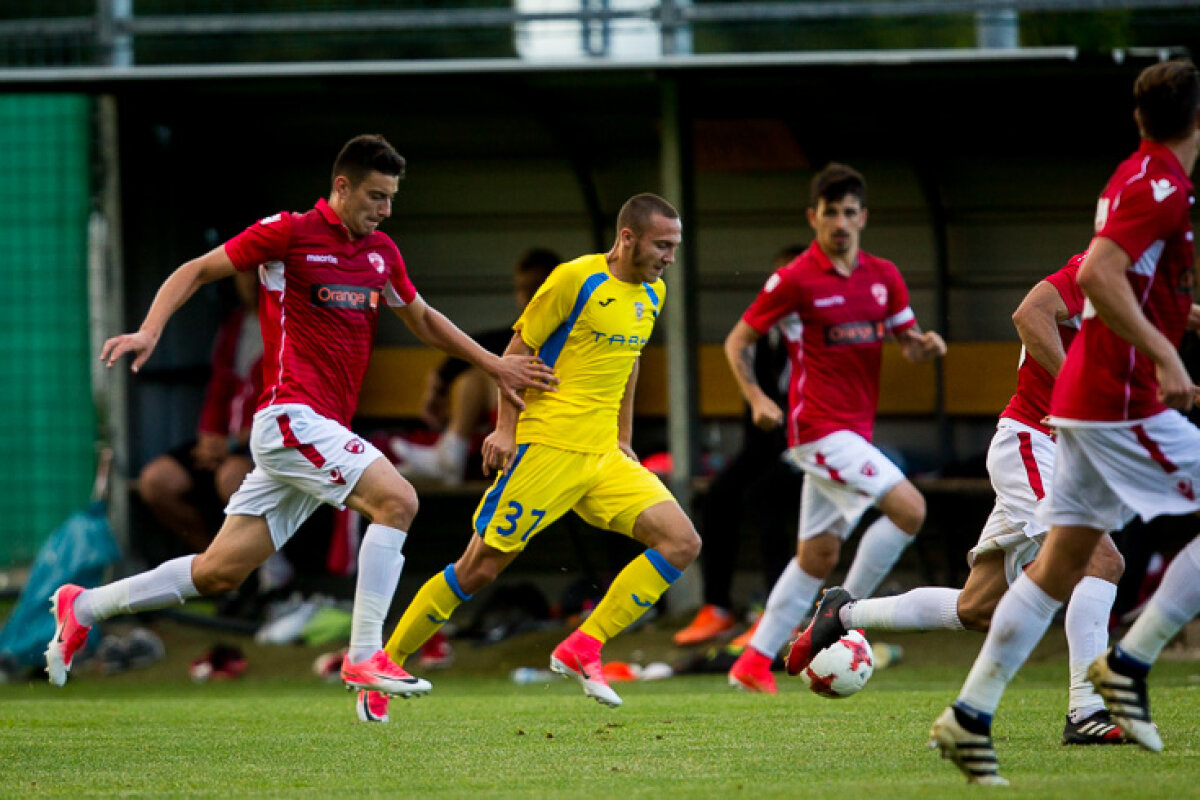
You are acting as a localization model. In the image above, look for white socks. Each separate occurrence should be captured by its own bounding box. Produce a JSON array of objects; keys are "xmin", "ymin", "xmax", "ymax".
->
[
  {"xmin": 843, "ymin": 516, "xmax": 913, "ymax": 599},
  {"xmin": 75, "ymin": 555, "xmax": 199, "ymax": 626},
  {"xmin": 348, "ymin": 523, "xmax": 407, "ymax": 662},
  {"xmin": 750, "ymin": 558, "xmax": 824, "ymax": 658},
  {"xmin": 956, "ymin": 572, "xmax": 1061, "ymax": 716},
  {"xmin": 843, "ymin": 586, "xmax": 964, "ymax": 631},
  {"xmin": 1065, "ymin": 576, "xmax": 1116, "ymax": 715},
  {"xmin": 1120, "ymin": 536, "xmax": 1200, "ymax": 665}
]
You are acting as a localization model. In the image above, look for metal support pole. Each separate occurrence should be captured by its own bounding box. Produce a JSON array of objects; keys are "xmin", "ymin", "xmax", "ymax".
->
[
  {"xmin": 95, "ymin": 94, "xmax": 130, "ymax": 548},
  {"xmin": 659, "ymin": 76, "xmax": 702, "ymax": 611}
]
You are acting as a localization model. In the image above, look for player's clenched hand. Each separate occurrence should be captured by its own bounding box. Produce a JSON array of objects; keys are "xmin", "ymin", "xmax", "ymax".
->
[
  {"xmin": 494, "ymin": 354, "xmax": 558, "ymax": 411},
  {"xmin": 1155, "ymin": 352, "xmax": 1195, "ymax": 411},
  {"xmin": 750, "ymin": 396, "xmax": 784, "ymax": 431},
  {"xmin": 916, "ymin": 330, "xmax": 947, "ymax": 359},
  {"xmin": 191, "ymin": 432, "xmax": 229, "ymax": 471},
  {"xmin": 482, "ymin": 429, "xmax": 518, "ymax": 477},
  {"xmin": 99, "ymin": 330, "xmax": 159, "ymax": 373}
]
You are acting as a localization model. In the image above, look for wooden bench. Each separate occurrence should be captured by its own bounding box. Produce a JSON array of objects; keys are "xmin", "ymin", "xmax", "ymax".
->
[{"xmin": 357, "ymin": 341, "xmax": 1024, "ymax": 420}]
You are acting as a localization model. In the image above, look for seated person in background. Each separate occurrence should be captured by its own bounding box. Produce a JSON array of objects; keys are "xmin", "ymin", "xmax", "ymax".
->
[
  {"xmin": 390, "ymin": 248, "xmax": 560, "ymax": 485},
  {"xmin": 674, "ymin": 245, "xmax": 805, "ymax": 647},
  {"xmin": 136, "ymin": 269, "xmax": 262, "ymax": 555}
]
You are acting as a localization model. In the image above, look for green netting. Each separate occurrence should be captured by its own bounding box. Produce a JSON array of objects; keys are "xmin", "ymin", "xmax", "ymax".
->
[{"xmin": 0, "ymin": 94, "xmax": 94, "ymax": 566}]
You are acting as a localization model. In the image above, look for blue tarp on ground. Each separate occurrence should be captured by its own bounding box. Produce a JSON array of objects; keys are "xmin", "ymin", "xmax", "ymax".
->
[{"xmin": 0, "ymin": 501, "xmax": 120, "ymax": 669}]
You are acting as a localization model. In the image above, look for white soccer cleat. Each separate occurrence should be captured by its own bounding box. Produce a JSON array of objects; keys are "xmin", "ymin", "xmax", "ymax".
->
[
  {"xmin": 1087, "ymin": 651, "xmax": 1162, "ymax": 753},
  {"xmin": 929, "ymin": 707, "xmax": 1009, "ymax": 786}
]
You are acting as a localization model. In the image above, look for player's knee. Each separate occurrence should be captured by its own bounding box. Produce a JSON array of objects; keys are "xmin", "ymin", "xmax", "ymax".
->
[
  {"xmin": 372, "ymin": 484, "xmax": 419, "ymax": 530},
  {"xmin": 191, "ymin": 556, "xmax": 249, "ymax": 596},
  {"xmin": 1087, "ymin": 544, "xmax": 1125, "ymax": 585},
  {"xmin": 137, "ymin": 459, "xmax": 184, "ymax": 507},
  {"xmin": 956, "ymin": 594, "xmax": 993, "ymax": 632}
]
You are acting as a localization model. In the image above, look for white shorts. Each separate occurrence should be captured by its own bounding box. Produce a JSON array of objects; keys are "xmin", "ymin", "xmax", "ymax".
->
[
  {"xmin": 968, "ymin": 418, "xmax": 1056, "ymax": 584},
  {"xmin": 225, "ymin": 404, "xmax": 385, "ymax": 549},
  {"xmin": 1039, "ymin": 409, "xmax": 1200, "ymax": 534},
  {"xmin": 784, "ymin": 430, "xmax": 906, "ymax": 541}
]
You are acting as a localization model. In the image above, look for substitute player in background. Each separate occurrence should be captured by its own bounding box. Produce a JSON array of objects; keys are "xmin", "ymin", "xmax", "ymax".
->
[
  {"xmin": 44, "ymin": 134, "xmax": 555, "ymax": 700},
  {"xmin": 931, "ymin": 59, "xmax": 1200, "ymax": 785},
  {"xmin": 791, "ymin": 253, "xmax": 1144, "ymax": 745},
  {"xmin": 359, "ymin": 194, "xmax": 700, "ymax": 721},
  {"xmin": 725, "ymin": 163, "xmax": 946, "ymax": 694}
]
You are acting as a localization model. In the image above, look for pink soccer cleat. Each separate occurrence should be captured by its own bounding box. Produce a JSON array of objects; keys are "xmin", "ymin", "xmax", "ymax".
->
[
  {"xmin": 356, "ymin": 690, "xmax": 391, "ymax": 723},
  {"xmin": 728, "ymin": 647, "xmax": 778, "ymax": 694},
  {"xmin": 45, "ymin": 584, "xmax": 91, "ymax": 687},
  {"xmin": 549, "ymin": 631, "xmax": 622, "ymax": 707},
  {"xmin": 341, "ymin": 650, "xmax": 432, "ymax": 697}
]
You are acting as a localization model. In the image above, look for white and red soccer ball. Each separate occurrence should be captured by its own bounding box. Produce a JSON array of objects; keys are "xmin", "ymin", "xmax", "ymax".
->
[{"xmin": 799, "ymin": 629, "xmax": 874, "ymax": 698}]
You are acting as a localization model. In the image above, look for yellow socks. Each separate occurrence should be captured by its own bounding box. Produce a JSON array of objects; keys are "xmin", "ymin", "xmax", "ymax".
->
[
  {"xmin": 384, "ymin": 564, "xmax": 471, "ymax": 664},
  {"xmin": 580, "ymin": 549, "xmax": 681, "ymax": 643}
]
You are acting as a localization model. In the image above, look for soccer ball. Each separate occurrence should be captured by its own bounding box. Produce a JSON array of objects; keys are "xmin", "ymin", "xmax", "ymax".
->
[{"xmin": 799, "ymin": 629, "xmax": 874, "ymax": 698}]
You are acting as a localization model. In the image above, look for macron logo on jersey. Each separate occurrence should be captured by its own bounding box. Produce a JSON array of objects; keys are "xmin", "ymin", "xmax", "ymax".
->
[
  {"xmin": 1151, "ymin": 178, "xmax": 1177, "ymax": 203},
  {"xmin": 813, "ymin": 295, "xmax": 845, "ymax": 308},
  {"xmin": 307, "ymin": 253, "xmax": 339, "ymax": 264},
  {"xmin": 259, "ymin": 213, "xmax": 282, "ymax": 226}
]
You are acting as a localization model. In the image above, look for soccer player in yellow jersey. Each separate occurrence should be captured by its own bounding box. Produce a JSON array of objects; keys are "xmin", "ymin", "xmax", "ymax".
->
[{"xmin": 360, "ymin": 194, "xmax": 700, "ymax": 720}]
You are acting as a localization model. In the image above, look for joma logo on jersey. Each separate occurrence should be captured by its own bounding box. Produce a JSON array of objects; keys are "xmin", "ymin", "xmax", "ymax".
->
[
  {"xmin": 825, "ymin": 321, "xmax": 884, "ymax": 346},
  {"xmin": 588, "ymin": 331, "xmax": 647, "ymax": 347},
  {"xmin": 312, "ymin": 284, "xmax": 378, "ymax": 311}
]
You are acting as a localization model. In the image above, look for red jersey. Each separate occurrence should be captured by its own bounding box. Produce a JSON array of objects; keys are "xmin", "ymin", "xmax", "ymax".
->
[
  {"xmin": 742, "ymin": 241, "xmax": 917, "ymax": 446},
  {"xmin": 224, "ymin": 198, "xmax": 418, "ymax": 426},
  {"xmin": 1053, "ymin": 141, "xmax": 1196, "ymax": 422},
  {"xmin": 198, "ymin": 306, "xmax": 263, "ymax": 439},
  {"xmin": 1000, "ymin": 255, "xmax": 1087, "ymax": 434}
]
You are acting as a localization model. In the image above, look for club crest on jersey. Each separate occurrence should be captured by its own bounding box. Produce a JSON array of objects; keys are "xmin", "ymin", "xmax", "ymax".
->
[
  {"xmin": 311, "ymin": 284, "xmax": 378, "ymax": 311},
  {"xmin": 368, "ymin": 252, "xmax": 386, "ymax": 273},
  {"xmin": 871, "ymin": 283, "xmax": 888, "ymax": 307},
  {"xmin": 634, "ymin": 301, "xmax": 645, "ymax": 320},
  {"xmin": 344, "ymin": 438, "xmax": 365, "ymax": 454}
]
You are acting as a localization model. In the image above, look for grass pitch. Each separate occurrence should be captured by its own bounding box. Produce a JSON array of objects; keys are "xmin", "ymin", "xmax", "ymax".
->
[{"xmin": 2, "ymin": 618, "xmax": 1199, "ymax": 798}]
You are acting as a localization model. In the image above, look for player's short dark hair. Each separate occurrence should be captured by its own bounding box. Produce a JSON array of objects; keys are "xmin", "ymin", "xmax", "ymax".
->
[
  {"xmin": 810, "ymin": 163, "xmax": 866, "ymax": 208},
  {"xmin": 332, "ymin": 134, "xmax": 406, "ymax": 187},
  {"xmin": 516, "ymin": 247, "xmax": 561, "ymax": 275},
  {"xmin": 616, "ymin": 193, "xmax": 680, "ymax": 236},
  {"xmin": 1134, "ymin": 59, "xmax": 1200, "ymax": 142}
]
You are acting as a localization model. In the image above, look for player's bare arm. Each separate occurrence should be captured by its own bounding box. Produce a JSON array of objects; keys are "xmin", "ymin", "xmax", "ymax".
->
[
  {"xmin": 1012, "ymin": 279, "xmax": 1071, "ymax": 377},
  {"xmin": 896, "ymin": 327, "xmax": 947, "ymax": 363},
  {"xmin": 393, "ymin": 297, "xmax": 557, "ymax": 412},
  {"xmin": 617, "ymin": 358, "xmax": 639, "ymax": 461},
  {"xmin": 724, "ymin": 319, "xmax": 783, "ymax": 430},
  {"xmin": 1079, "ymin": 237, "xmax": 1195, "ymax": 410},
  {"xmin": 100, "ymin": 246, "xmax": 239, "ymax": 373},
  {"xmin": 480, "ymin": 331, "xmax": 530, "ymax": 476}
]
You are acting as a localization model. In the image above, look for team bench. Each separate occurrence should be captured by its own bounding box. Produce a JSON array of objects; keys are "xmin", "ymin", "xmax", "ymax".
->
[{"xmin": 357, "ymin": 341, "xmax": 1024, "ymax": 420}]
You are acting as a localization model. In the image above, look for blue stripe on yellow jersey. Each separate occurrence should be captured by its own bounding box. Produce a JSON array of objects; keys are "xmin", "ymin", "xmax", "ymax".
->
[{"xmin": 514, "ymin": 253, "xmax": 665, "ymax": 453}]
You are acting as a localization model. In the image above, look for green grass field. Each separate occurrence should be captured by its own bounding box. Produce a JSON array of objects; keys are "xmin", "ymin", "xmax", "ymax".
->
[{"xmin": 2, "ymin": 616, "xmax": 1199, "ymax": 798}]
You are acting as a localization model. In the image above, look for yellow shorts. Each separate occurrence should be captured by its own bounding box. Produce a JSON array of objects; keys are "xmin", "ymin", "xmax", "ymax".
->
[{"xmin": 472, "ymin": 443, "xmax": 676, "ymax": 553}]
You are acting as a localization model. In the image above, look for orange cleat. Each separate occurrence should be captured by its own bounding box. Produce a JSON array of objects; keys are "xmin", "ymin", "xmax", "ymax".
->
[{"xmin": 673, "ymin": 604, "xmax": 735, "ymax": 646}]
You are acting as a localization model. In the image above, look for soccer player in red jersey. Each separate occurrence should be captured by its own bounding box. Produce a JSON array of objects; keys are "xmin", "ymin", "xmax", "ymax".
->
[
  {"xmin": 723, "ymin": 163, "xmax": 946, "ymax": 694},
  {"xmin": 931, "ymin": 59, "xmax": 1200, "ymax": 784},
  {"xmin": 44, "ymin": 134, "xmax": 555, "ymax": 698},
  {"xmin": 790, "ymin": 254, "xmax": 1135, "ymax": 745}
]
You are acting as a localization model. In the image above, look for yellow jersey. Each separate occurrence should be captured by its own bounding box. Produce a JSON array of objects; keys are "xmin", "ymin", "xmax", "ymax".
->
[{"xmin": 514, "ymin": 253, "xmax": 665, "ymax": 453}]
